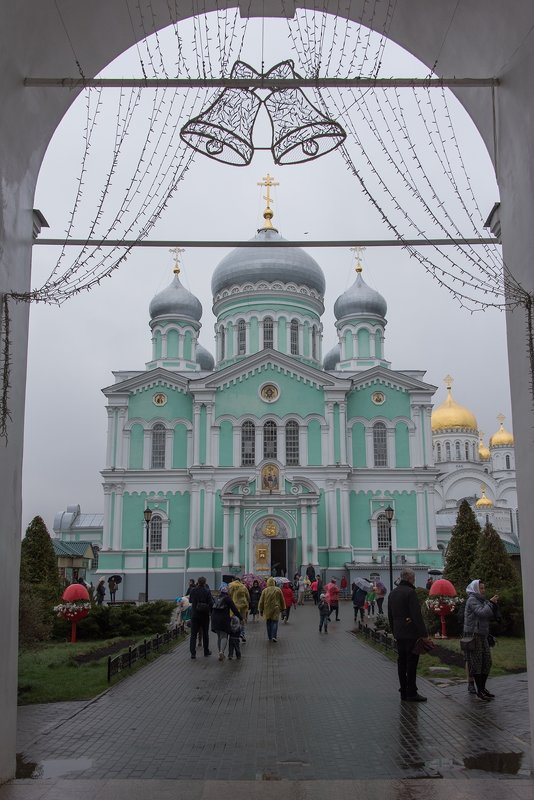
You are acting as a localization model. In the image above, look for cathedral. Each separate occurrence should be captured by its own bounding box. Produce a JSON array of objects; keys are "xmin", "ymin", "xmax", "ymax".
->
[{"xmin": 54, "ymin": 181, "xmax": 519, "ymax": 599}]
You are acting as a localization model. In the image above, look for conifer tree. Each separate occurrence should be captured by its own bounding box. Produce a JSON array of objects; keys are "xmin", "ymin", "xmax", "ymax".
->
[
  {"xmin": 20, "ymin": 515, "xmax": 61, "ymax": 601},
  {"xmin": 443, "ymin": 500, "xmax": 481, "ymax": 592},
  {"xmin": 470, "ymin": 521, "xmax": 519, "ymax": 591}
]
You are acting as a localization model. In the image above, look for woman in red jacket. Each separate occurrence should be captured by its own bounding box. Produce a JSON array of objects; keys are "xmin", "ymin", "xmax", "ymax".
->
[{"xmin": 281, "ymin": 582, "xmax": 294, "ymax": 623}]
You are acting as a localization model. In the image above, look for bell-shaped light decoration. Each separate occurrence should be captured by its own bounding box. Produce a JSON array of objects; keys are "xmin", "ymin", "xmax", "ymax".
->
[
  {"xmin": 264, "ymin": 61, "xmax": 346, "ymax": 165},
  {"xmin": 180, "ymin": 62, "xmax": 261, "ymax": 166}
]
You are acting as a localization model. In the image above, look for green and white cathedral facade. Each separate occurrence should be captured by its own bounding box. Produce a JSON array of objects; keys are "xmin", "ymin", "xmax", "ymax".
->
[{"xmin": 54, "ymin": 208, "xmax": 519, "ymax": 599}]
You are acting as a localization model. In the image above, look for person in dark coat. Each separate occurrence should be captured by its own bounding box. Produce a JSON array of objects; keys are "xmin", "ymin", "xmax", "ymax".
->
[
  {"xmin": 189, "ymin": 576, "xmax": 213, "ymax": 659},
  {"xmin": 305, "ymin": 563, "xmax": 316, "ymax": 581},
  {"xmin": 352, "ymin": 583, "xmax": 367, "ymax": 623},
  {"xmin": 388, "ymin": 568, "xmax": 430, "ymax": 702},
  {"xmin": 249, "ymin": 580, "xmax": 262, "ymax": 622},
  {"xmin": 211, "ymin": 583, "xmax": 242, "ymax": 661}
]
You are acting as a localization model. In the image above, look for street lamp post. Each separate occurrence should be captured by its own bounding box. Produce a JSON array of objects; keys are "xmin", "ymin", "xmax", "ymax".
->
[
  {"xmin": 143, "ymin": 507, "xmax": 153, "ymax": 603},
  {"xmin": 385, "ymin": 505, "xmax": 394, "ymax": 592}
]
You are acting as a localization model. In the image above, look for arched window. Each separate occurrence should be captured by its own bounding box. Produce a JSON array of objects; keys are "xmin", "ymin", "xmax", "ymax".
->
[
  {"xmin": 290, "ymin": 319, "xmax": 299, "ymax": 355},
  {"xmin": 263, "ymin": 317, "xmax": 273, "ymax": 349},
  {"xmin": 311, "ymin": 325, "xmax": 317, "ymax": 359},
  {"xmin": 150, "ymin": 515, "xmax": 162, "ymax": 551},
  {"xmin": 220, "ymin": 325, "xmax": 225, "ymax": 360},
  {"xmin": 373, "ymin": 422, "xmax": 387, "ymax": 467},
  {"xmin": 506, "ymin": 454, "xmax": 511, "ymax": 469},
  {"xmin": 263, "ymin": 421, "xmax": 277, "ymax": 459},
  {"xmin": 455, "ymin": 441, "xmax": 461, "ymax": 460},
  {"xmin": 377, "ymin": 514, "xmax": 390, "ymax": 549},
  {"xmin": 91, "ymin": 545, "xmax": 100, "ymax": 570},
  {"xmin": 436, "ymin": 442, "xmax": 442, "ymax": 462},
  {"xmin": 445, "ymin": 441, "xmax": 451, "ymax": 461},
  {"xmin": 151, "ymin": 423, "xmax": 166, "ymax": 468},
  {"xmin": 285, "ymin": 420, "xmax": 299, "ymax": 465},
  {"xmin": 465, "ymin": 442, "xmax": 470, "ymax": 460},
  {"xmin": 237, "ymin": 319, "xmax": 246, "ymax": 354},
  {"xmin": 473, "ymin": 443, "xmax": 477, "ymax": 460},
  {"xmin": 241, "ymin": 421, "xmax": 255, "ymax": 466}
]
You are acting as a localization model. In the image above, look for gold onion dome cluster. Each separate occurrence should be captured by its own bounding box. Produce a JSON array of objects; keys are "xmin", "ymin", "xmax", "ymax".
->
[
  {"xmin": 431, "ymin": 379, "xmax": 478, "ymax": 432},
  {"xmin": 489, "ymin": 417, "xmax": 514, "ymax": 447},
  {"xmin": 475, "ymin": 487, "xmax": 494, "ymax": 509}
]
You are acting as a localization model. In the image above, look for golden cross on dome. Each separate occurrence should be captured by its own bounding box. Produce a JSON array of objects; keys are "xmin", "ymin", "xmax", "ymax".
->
[
  {"xmin": 444, "ymin": 374, "xmax": 454, "ymax": 391},
  {"xmin": 350, "ymin": 246, "xmax": 366, "ymax": 273},
  {"xmin": 169, "ymin": 246, "xmax": 185, "ymax": 274},
  {"xmin": 497, "ymin": 412, "xmax": 505, "ymax": 426},
  {"xmin": 258, "ymin": 173, "xmax": 279, "ymax": 207}
]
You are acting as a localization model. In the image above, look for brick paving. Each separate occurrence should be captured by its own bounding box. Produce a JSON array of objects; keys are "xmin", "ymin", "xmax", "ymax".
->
[{"xmin": 12, "ymin": 602, "xmax": 533, "ymax": 783}]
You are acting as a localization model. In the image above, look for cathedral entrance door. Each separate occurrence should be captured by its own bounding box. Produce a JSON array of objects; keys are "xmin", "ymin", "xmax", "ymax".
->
[{"xmin": 270, "ymin": 539, "xmax": 287, "ymax": 577}]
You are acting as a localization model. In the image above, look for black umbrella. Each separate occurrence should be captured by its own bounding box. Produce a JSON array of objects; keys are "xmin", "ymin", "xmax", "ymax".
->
[{"xmin": 109, "ymin": 575, "xmax": 122, "ymax": 584}]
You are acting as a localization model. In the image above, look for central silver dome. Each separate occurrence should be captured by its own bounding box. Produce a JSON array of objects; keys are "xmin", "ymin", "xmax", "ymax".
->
[{"xmin": 211, "ymin": 228, "xmax": 326, "ymax": 296}]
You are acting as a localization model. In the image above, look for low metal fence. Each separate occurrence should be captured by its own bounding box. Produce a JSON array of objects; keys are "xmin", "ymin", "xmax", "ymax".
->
[
  {"xmin": 357, "ymin": 621, "xmax": 398, "ymax": 654},
  {"xmin": 107, "ymin": 622, "xmax": 185, "ymax": 683}
]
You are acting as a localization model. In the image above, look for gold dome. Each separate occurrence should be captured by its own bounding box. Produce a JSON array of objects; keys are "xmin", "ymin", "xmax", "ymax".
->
[
  {"xmin": 475, "ymin": 485, "xmax": 494, "ymax": 509},
  {"xmin": 489, "ymin": 414, "xmax": 514, "ymax": 447},
  {"xmin": 478, "ymin": 432, "xmax": 490, "ymax": 461},
  {"xmin": 431, "ymin": 376, "xmax": 478, "ymax": 432}
]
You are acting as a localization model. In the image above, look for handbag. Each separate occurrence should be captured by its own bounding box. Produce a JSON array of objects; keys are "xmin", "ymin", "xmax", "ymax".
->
[
  {"xmin": 487, "ymin": 633, "xmax": 497, "ymax": 648},
  {"xmin": 412, "ymin": 637, "xmax": 435, "ymax": 655},
  {"xmin": 460, "ymin": 636, "xmax": 476, "ymax": 652}
]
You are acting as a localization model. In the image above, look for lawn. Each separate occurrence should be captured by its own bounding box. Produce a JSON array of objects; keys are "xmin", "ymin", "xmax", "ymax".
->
[{"xmin": 18, "ymin": 634, "xmax": 185, "ymax": 705}]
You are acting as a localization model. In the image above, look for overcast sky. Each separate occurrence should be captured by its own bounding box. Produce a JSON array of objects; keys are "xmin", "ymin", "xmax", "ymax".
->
[{"xmin": 22, "ymin": 14, "xmax": 510, "ymax": 534}]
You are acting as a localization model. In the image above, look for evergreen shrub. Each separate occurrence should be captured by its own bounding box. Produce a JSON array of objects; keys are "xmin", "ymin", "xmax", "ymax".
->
[{"xmin": 52, "ymin": 600, "xmax": 175, "ymax": 641}]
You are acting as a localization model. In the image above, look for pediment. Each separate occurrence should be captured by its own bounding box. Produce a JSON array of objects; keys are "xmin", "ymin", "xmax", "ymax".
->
[
  {"xmin": 102, "ymin": 367, "xmax": 190, "ymax": 397},
  {"xmin": 349, "ymin": 366, "xmax": 437, "ymax": 395}
]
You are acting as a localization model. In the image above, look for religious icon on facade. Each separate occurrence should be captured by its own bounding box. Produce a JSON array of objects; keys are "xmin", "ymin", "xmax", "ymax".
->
[
  {"xmin": 261, "ymin": 464, "xmax": 279, "ymax": 492},
  {"xmin": 262, "ymin": 518, "xmax": 279, "ymax": 538}
]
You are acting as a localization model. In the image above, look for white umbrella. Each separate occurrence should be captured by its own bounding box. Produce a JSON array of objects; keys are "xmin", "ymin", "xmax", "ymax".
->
[{"xmin": 354, "ymin": 577, "xmax": 372, "ymax": 591}]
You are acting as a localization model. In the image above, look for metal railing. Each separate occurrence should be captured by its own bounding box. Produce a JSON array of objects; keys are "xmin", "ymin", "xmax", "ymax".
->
[
  {"xmin": 107, "ymin": 623, "xmax": 185, "ymax": 683},
  {"xmin": 357, "ymin": 621, "xmax": 397, "ymax": 654}
]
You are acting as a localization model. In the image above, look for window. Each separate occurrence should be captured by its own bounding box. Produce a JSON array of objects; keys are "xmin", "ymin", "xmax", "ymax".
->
[
  {"xmin": 92, "ymin": 545, "xmax": 100, "ymax": 570},
  {"xmin": 263, "ymin": 317, "xmax": 273, "ymax": 349},
  {"xmin": 241, "ymin": 421, "xmax": 255, "ymax": 465},
  {"xmin": 373, "ymin": 422, "xmax": 387, "ymax": 467},
  {"xmin": 312, "ymin": 325, "xmax": 317, "ymax": 359},
  {"xmin": 150, "ymin": 515, "xmax": 162, "ymax": 551},
  {"xmin": 377, "ymin": 514, "xmax": 390, "ymax": 549},
  {"xmin": 455, "ymin": 441, "xmax": 461, "ymax": 460},
  {"xmin": 285, "ymin": 420, "xmax": 299, "ymax": 465},
  {"xmin": 263, "ymin": 421, "xmax": 277, "ymax": 459},
  {"xmin": 220, "ymin": 326, "xmax": 225, "ymax": 360},
  {"xmin": 465, "ymin": 442, "xmax": 470, "ymax": 460},
  {"xmin": 445, "ymin": 441, "xmax": 451, "ymax": 460},
  {"xmin": 151, "ymin": 423, "xmax": 166, "ymax": 468},
  {"xmin": 436, "ymin": 442, "xmax": 441, "ymax": 462},
  {"xmin": 290, "ymin": 319, "xmax": 299, "ymax": 355},
  {"xmin": 237, "ymin": 319, "xmax": 246, "ymax": 354},
  {"xmin": 473, "ymin": 443, "xmax": 477, "ymax": 460},
  {"xmin": 506, "ymin": 454, "xmax": 511, "ymax": 469}
]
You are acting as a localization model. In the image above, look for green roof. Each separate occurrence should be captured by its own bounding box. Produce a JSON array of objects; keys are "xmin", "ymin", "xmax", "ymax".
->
[
  {"xmin": 52, "ymin": 540, "xmax": 93, "ymax": 558},
  {"xmin": 503, "ymin": 541, "xmax": 521, "ymax": 556}
]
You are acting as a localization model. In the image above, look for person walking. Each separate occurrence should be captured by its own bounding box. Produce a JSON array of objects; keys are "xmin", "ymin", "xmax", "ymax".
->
[
  {"xmin": 463, "ymin": 579, "xmax": 499, "ymax": 701},
  {"xmin": 249, "ymin": 579, "xmax": 262, "ymax": 622},
  {"xmin": 318, "ymin": 593, "xmax": 330, "ymax": 633},
  {"xmin": 228, "ymin": 615, "xmax": 242, "ymax": 660},
  {"xmin": 297, "ymin": 574, "xmax": 306, "ymax": 605},
  {"xmin": 366, "ymin": 586, "xmax": 376, "ymax": 616},
  {"xmin": 374, "ymin": 581, "xmax": 387, "ymax": 615},
  {"xmin": 281, "ymin": 581, "xmax": 294, "ymax": 623},
  {"xmin": 258, "ymin": 576, "xmax": 285, "ymax": 642},
  {"xmin": 228, "ymin": 577, "xmax": 250, "ymax": 641},
  {"xmin": 352, "ymin": 582, "xmax": 367, "ymax": 623},
  {"xmin": 189, "ymin": 576, "xmax": 213, "ymax": 659},
  {"xmin": 325, "ymin": 577, "xmax": 340, "ymax": 621},
  {"xmin": 340, "ymin": 574, "xmax": 348, "ymax": 600},
  {"xmin": 306, "ymin": 563, "xmax": 316, "ymax": 582},
  {"xmin": 311, "ymin": 577, "xmax": 319, "ymax": 605},
  {"xmin": 107, "ymin": 577, "xmax": 117, "ymax": 603},
  {"xmin": 96, "ymin": 579, "xmax": 106, "ymax": 605},
  {"xmin": 211, "ymin": 583, "xmax": 241, "ymax": 662},
  {"xmin": 388, "ymin": 567, "xmax": 430, "ymax": 701}
]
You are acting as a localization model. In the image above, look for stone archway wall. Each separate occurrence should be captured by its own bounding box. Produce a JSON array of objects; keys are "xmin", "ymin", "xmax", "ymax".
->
[{"xmin": 3, "ymin": 0, "xmax": 534, "ymax": 781}]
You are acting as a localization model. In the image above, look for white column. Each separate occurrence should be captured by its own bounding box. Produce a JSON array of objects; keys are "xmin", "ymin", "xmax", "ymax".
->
[
  {"xmin": 190, "ymin": 481, "xmax": 199, "ymax": 548},
  {"xmin": 204, "ymin": 483, "xmax": 214, "ymax": 549},
  {"xmin": 423, "ymin": 405, "xmax": 434, "ymax": 465},
  {"xmin": 165, "ymin": 428, "xmax": 173, "ymax": 470},
  {"xmin": 232, "ymin": 502, "xmax": 240, "ymax": 566},
  {"xmin": 162, "ymin": 332, "xmax": 168, "ymax": 358},
  {"xmin": 415, "ymin": 482, "xmax": 426, "ymax": 550},
  {"xmin": 326, "ymin": 402, "xmax": 335, "ymax": 464},
  {"xmin": 425, "ymin": 483, "xmax": 438, "ymax": 550},
  {"xmin": 311, "ymin": 503, "xmax": 319, "ymax": 564},
  {"xmin": 277, "ymin": 423, "xmax": 284, "ymax": 463},
  {"xmin": 326, "ymin": 481, "xmax": 337, "ymax": 548},
  {"xmin": 143, "ymin": 429, "xmax": 151, "ymax": 470},
  {"xmin": 408, "ymin": 427, "xmax": 417, "ymax": 468},
  {"xmin": 387, "ymin": 427, "xmax": 395, "ymax": 468},
  {"xmin": 299, "ymin": 424, "xmax": 307, "ymax": 466},
  {"xmin": 105, "ymin": 408, "xmax": 114, "ymax": 468},
  {"xmin": 102, "ymin": 485, "xmax": 112, "ymax": 550},
  {"xmin": 113, "ymin": 484, "xmax": 124, "ymax": 549},
  {"xmin": 205, "ymin": 403, "xmax": 214, "ymax": 465},
  {"xmin": 187, "ymin": 427, "xmax": 193, "ymax": 467},
  {"xmin": 116, "ymin": 408, "xmax": 127, "ymax": 469},
  {"xmin": 365, "ymin": 425, "xmax": 373, "ymax": 467},
  {"xmin": 233, "ymin": 425, "xmax": 241, "ymax": 466},
  {"xmin": 213, "ymin": 425, "xmax": 220, "ymax": 467},
  {"xmin": 339, "ymin": 402, "xmax": 347, "ymax": 463},
  {"xmin": 300, "ymin": 501, "xmax": 308, "ymax": 562},
  {"xmin": 298, "ymin": 323, "xmax": 304, "ymax": 354},
  {"xmin": 193, "ymin": 402, "xmax": 201, "ymax": 465},
  {"xmin": 411, "ymin": 406, "xmax": 423, "ymax": 466},
  {"xmin": 341, "ymin": 481, "xmax": 351, "ymax": 547},
  {"xmin": 222, "ymin": 504, "xmax": 230, "ymax": 566},
  {"xmin": 255, "ymin": 425, "xmax": 262, "ymax": 465}
]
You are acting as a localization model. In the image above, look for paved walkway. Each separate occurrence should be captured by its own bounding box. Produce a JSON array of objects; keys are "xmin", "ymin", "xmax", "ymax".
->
[{"xmin": 3, "ymin": 601, "xmax": 533, "ymax": 798}]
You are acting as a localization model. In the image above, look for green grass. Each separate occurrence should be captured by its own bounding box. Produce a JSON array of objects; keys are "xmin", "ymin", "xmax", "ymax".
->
[
  {"xmin": 18, "ymin": 634, "xmax": 186, "ymax": 705},
  {"xmin": 356, "ymin": 632, "xmax": 527, "ymax": 681}
]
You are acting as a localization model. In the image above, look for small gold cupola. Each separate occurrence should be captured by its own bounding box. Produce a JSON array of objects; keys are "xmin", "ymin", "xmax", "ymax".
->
[
  {"xmin": 431, "ymin": 375, "xmax": 478, "ymax": 432},
  {"xmin": 489, "ymin": 413, "xmax": 514, "ymax": 447},
  {"xmin": 478, "ymin": 432, "xmax": 491, "ymax": 461},
  {"xmin": 475, "ymin": 485, "xmax": 494, "ymax": 509}
]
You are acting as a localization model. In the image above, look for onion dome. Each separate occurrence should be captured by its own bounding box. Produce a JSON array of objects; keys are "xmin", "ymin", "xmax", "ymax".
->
[
  {"xmin": 149, "ymin": 269, "xmax": 202, "ymax": 322},
  {"xmin": 478, "ymin": 433, "xmax": 491, "ymax": 461},
  {"xmin": 489, "ymin": 414, "xmax": 514, "ymax": 447},
  {"xmin": 323, "ymin": 343, "xmax": 341, "ymax": 370},
  {"xmin": 196, "ymin": 343, "xmax": 214, "ymax": 371},
  {"xmin": 334, "ymin": 266, "xmax": 387, "ymax": 321},
  {"xmin": 431, "ymin": 376, "xmax": 478, "ymax": 432},
  {"xmin": 211, "ymin": 203, "xmax": 325, "ymax": 296},
  {"xmin": 475, "ymin": 486, "xmax": 494, "ymax": 509}
]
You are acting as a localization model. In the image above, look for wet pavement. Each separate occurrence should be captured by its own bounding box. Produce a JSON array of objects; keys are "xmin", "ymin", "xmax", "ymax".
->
[{"xmin": 2, "ymin": 601, "xmax": 533, "ymax": 797}]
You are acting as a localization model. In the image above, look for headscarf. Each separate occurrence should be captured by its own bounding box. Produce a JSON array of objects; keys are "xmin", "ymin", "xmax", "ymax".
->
[
  {"xmin": 219, "ymin": 583, "xmax": 228, "ymax": 593},
  {"xmin": 466, "ymin": 579, "xmax": 481, "ymax": 595}
]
